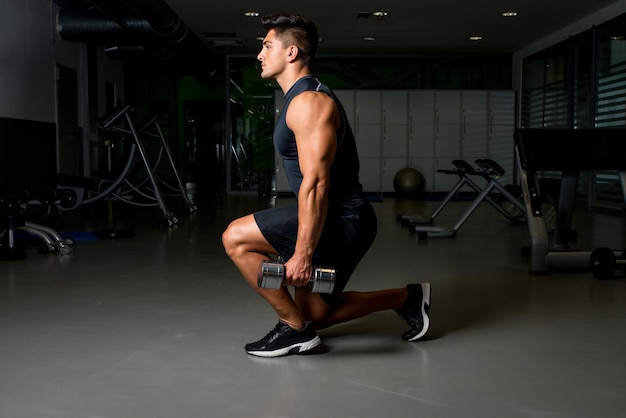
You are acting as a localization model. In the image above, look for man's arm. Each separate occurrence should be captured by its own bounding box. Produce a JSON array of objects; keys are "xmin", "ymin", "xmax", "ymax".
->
[{"xmin": 284, "ymin": 91, "xmax": 339, "ymax": 286}]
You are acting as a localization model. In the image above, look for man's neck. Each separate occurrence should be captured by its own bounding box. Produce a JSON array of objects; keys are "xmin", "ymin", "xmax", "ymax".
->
[{"xmin": 276, "ymin": 67, "xmax": 312, "ymax": 94}]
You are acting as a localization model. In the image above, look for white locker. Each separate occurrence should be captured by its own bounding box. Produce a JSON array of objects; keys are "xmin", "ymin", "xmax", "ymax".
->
[
  {"xmin": 410, "ymin": 157, "xmax": 435, "ymax": 192},
  {"xmin": 382, "ymin": 157, "xmax": 409, "ymax": 192},
  {"xmin": 334, "ymin": 89, "xmax": 355, "ymax": 127},
  {"xmin": 359, "ymin": 157, "xmax": 382, "ymax": 192},
  {"xmin": 461, "ymin": 91, "xmax": 489, "ymax": 161},
  {"xmin": 382, "ymin": 90, "xmax": 409, "ymax": 161},
  {"xmin": 409, "ymin": 91, "xmax": 436, "ymax": 191},
  {"xmin": 355, "ymin": 90, "xmax": 382, "ymax": 124},
  {"xmin": 434, "ymin": 92, "xmax": 462, "ymax": 171}
]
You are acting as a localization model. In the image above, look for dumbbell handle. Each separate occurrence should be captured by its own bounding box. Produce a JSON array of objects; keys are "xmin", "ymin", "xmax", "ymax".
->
[{"xmin": 257, "ymin": 260, "xmax": 336, "ymax": 293}]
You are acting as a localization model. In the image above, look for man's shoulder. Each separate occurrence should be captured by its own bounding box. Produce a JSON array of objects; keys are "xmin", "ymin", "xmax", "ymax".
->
[{"xmin": 291, "ymin": 90, "xmax": 335, "ymax": 108}]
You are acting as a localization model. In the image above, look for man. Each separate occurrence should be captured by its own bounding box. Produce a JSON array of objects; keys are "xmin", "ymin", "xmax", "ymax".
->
[{"xmin": 222, "ymin": 14, "xmax": 431, "ymax": 358}]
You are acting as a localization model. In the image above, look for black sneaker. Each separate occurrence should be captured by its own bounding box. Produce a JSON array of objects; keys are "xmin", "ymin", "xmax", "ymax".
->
[
  {"xmin": 396, "ymin": 283, "xmax": 431, "ymax": 341},
  {"xmin": 245, "ymin": 321, "xmax": 321, "ymax": 357}
]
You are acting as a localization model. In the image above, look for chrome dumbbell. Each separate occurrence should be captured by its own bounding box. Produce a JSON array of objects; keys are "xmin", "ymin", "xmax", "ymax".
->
[{"xmin": 257, "ymin": 260, "xmax": 336, "ymax": 293}]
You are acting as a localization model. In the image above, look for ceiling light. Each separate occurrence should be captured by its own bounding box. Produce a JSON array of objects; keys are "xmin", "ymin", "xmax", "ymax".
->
[
  {"xmin": 363, "ymin": 36, "xmax": 376, "ymax": 41},
  {"xmin": 372, "ymin": 11, "xmax": 388, "ymax": 17},
  {"xmin": 469, "ymin": 36, "xmax": 483, "ymax": 41},
  {"xmin": 611, "ymin": 36, "xmax": 625, "ymax": 40},
  {"xmin": 244, "ymin": 12, "xmax": 260, "ymax": 17},
  {"xmin": 502, "ymin": 12, "xmax": 518, "ymax": 17}
]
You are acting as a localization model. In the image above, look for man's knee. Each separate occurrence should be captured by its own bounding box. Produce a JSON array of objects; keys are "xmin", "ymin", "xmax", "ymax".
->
[
  {"xmin": 222, "ymin": 219, "xmax": 242, "ymax": 257},
  {"xmin": 222, "ymin": 215, "xmax": 269, "ymax": 258}
]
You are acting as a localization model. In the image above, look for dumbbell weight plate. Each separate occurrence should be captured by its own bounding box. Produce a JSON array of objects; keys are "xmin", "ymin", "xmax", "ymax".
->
[
  {"xmin": 590, "ymin": 247, "xmax": 616, "ymax": 280},
  {"xmin": 310, "ymin": 267, "xmax": 335, "ymax": 293},
  {"xmin": 258, "ymin": 261, "xmax": 284, "ymax": 289}
]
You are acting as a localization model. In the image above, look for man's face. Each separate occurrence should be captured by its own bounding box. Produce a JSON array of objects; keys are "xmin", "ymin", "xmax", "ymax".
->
[{"xmin": 257, "ymin": 29, "xmax": 289, "ymax": 79}]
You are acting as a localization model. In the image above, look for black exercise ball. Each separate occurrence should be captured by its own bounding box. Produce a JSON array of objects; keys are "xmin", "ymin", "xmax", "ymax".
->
[{"xmin": 393, "ymin": 167, "xmax": 425, "ymax": 198}]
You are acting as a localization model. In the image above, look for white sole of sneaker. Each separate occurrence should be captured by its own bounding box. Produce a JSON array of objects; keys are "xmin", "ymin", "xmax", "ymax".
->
[
  {"xmin": 247, "ymin": 336, "xmax": 322, "ymax": 358},
  {"xmin": 407, "ymin": 282, "xmax": 431, "ymax": 342}
]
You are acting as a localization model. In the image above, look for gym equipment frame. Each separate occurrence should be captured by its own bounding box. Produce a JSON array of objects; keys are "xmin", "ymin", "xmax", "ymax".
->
[
  {"xmin": 515, "ymin": 128, "xmax": 626, "ymax": 275},
  {"xmin": 58, "ymin": 105, "xmax": 196, "ymax": 228},
  {"xmin": 399, "ymin": 159, "xmax": 525, "ymax": 228},
  {"xmin": 413, "ymin": 159, "xmax": 526, "ymax": 239}
]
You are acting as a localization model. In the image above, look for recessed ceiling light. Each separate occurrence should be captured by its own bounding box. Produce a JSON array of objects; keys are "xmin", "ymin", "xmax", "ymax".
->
[
  {"xmin": 372, "ymin": 11, "xmax": 388, "ymax": 17},
  {"xmin": 244, "ymin": 12, "xmax": 260, "ymax": 17},
  {"xmin": 502, "ymin": 11, "xmax": 518, "ymax": 17},
  {"xmin": 469, "ymin": 36, "xmax": 483, "ymax": 41},
  {"xmin": 363, "ymin": 36, "xmax": 376, "ymax": 41}
]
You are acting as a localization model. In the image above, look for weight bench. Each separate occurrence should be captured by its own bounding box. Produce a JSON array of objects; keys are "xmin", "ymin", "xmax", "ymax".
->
[
  {"xmin": 399, "ymin": 159, "xmax": 524, "ymax": 227},
  {"xmin": 514, "ymin": 128, "xmax": 626, "ymax": 274},
  {"xmin": 413, "ymin": 159, "xmax": 527, "ymax": 239}
]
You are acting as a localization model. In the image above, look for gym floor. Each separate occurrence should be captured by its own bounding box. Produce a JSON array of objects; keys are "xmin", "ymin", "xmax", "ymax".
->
[{"xmin": 1, "ymin": 193, "xmax": 625, "ymax": 418}]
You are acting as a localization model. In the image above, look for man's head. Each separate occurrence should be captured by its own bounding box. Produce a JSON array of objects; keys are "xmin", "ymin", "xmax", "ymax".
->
[{"xmin": 260, "ymin": 14, "xmax": 319, "ymax": 67}]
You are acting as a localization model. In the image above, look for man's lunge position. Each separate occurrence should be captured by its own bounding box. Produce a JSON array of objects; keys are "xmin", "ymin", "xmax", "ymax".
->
[{"xmin": 222, "ymin": 14, "xmax": 431, "ymax": 357}]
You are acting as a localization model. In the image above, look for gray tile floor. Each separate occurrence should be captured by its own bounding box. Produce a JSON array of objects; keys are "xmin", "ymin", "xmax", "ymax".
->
[{"xmin": 1, "ymin": 194, "xmax": 626, "ymax": 418}]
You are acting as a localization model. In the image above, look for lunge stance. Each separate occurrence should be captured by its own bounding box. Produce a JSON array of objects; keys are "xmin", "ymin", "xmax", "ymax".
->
[{"xmin": 222, "ymin": 14, "xmax": 431, "ymax": 357}]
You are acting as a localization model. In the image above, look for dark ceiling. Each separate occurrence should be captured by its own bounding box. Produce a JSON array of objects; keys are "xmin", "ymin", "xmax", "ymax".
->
[
  {"xmin": 57, "ymin": 0, "xmax": 624, "ymax": 55},
  {"xmin": 165, "ymin": 0, "xmax": 623, "ymax": 55},
  {"xmin": 54, "ymin": 0, "xmax": 624, "ymax": 82}
]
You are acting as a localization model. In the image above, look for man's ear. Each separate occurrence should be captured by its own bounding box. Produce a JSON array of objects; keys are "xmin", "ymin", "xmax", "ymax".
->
[{"xmin": 286, "ymin": 45, "xmax": 299, "ymax": 62}]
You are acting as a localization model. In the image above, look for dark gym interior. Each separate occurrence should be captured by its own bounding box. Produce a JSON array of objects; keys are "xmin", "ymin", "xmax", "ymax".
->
[{"xmin": 1, "ymin": 1, "xmax": 626, "ymax": 417}]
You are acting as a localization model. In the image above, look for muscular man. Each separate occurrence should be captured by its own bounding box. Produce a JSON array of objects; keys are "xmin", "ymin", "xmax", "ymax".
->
[{"xmin": 222, "ymin": 14, "xmax": 431, "ymax": 357}]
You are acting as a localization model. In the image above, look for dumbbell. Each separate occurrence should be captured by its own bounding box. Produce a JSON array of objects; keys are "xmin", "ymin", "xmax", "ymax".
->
[{"xmin": 257, "ymin": 260, "xmax": 336, "ymax": 293}]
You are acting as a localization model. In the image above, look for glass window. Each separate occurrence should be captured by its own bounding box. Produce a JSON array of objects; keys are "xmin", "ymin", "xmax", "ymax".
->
[
  {"xmin": 521, "ymin": 43, "xmax": 569, "ymax": 128},
  {"xmin": 594, "ymin": 14, "xmax": 626, "ymax": 207},
  {"xmin": 596, "ymin": 14, "xmax": 626, "ymax": 128},
  {"xmin": 573, "ymin": 30, "xmax": 593, "ymax": 128},
  {"xmin": 520, "ymin": 13, "xmax": 626, "ymax": 211}
]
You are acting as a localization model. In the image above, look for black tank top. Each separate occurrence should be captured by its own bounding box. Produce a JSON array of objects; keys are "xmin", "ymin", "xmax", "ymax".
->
[{"xmin": 274, "ymin": 76, "xmax": 363, "ymax": 203}]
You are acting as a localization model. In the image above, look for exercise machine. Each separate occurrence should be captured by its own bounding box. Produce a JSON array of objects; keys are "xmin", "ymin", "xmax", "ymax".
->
[
  {"xmin": 135, "ymin": 114, "xmax": 197, "ymax": 214},
  {"xmin": 58, "ymin": 105, "xmax": 195, "ymax": 228},
  {"xmin": 515, "ymin": 128, "xmax": 626, "ymax": 275}
]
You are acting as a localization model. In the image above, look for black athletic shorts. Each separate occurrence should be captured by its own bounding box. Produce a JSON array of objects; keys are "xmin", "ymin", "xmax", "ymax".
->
[{"xmin": 254, "ymin": 195, "xmax": 377, "ymax": 306}]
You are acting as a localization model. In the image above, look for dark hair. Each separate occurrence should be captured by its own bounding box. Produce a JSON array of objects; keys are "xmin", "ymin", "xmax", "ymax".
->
[{"xmin": 261, "ymin": 14, "xmax": 319, "ymax": 66}]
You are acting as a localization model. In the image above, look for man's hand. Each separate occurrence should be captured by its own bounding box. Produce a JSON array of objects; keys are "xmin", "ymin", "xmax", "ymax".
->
[{"xmin": 283, "ymin": 255, "xmax": 313, "ymax": 288}]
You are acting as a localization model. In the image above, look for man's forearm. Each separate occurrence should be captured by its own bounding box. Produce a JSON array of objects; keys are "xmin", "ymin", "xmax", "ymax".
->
[{"xmin": 294, "ymin": 179, "xmax": 329, "ymax": 260}]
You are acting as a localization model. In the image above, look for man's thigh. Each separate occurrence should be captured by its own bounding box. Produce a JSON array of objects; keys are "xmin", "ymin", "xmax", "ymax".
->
[{"xmin": 254, "ymin": 206, "xmax": 299, "ymax": 259}]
